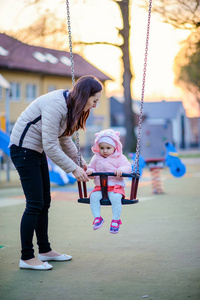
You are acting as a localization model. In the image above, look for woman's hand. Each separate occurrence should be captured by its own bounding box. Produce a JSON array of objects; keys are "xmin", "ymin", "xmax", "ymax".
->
[
  {"xmin": 72, "ymin": 166, "xmax": 89, "ymax": 182},
  {"xmin": 82, "ymin": 162, "xmax": 88, "ymax": 171}
]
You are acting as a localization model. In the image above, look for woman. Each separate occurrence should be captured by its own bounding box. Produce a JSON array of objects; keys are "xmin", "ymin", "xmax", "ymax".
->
[{"xmin": 10, "ymin": 75, "xmax": 102, "ymax": 270}]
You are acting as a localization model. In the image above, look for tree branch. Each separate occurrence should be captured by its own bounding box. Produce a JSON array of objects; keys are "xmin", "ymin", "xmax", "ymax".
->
[{"xmin": 73, "ymin": 41, "xmax": 122, "ymax": 48}]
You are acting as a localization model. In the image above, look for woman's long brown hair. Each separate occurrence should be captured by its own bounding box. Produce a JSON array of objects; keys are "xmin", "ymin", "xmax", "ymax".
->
[{"xmin": 64, "ymin": 75, "xmax": 103, "ymax": 136}]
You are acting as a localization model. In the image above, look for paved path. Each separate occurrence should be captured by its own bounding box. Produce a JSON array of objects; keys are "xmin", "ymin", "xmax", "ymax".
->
[{"xmin": 0, "ymin": 163, "xmax": 200, "ymax": 300}]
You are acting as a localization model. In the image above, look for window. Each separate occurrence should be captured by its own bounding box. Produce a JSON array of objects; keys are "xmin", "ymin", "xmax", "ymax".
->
[
  {"xmin": 0, "ymin": 46, "xmax": 9, "ymax": 56},
  {"xmin": 48, "ymin": 85, "xmax": 56, "ymax": 92},
  {"xmin": 26, "ymin": 84, "xmax": 37, "ymax": 101},
  {"xmin": 10, "ymin": 82, "xmax": 21, "ymax": 102},
  {"xmin": 33, "ymin": 52, "xmax": 58, "ymax": 64}
]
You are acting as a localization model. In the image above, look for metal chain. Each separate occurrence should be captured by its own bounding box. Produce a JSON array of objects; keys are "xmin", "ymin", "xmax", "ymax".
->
[
  {"xmin": 133, "ymin": 0, "xmax": 152, "ymax": 176},
  {"xmin": 66, "ymin": 0, "xmax": 82, "ymax": 167},
  {"xmin": 66, "ymin": 0, "xmax": 152, "ymax": 170},
  {"xmin": 66, "ymin": 0, "xmax": 75, "ymax": 86}
]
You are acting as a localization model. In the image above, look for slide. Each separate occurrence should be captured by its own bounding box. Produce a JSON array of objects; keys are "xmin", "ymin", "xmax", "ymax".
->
[
  {"xmin": 0, "ymin": 130, "xmax": 10, "ymax": 156},
  {"xmin": 0, "ymin": 130, "xmax": 77, "ymax": 185},
  {"xmin": 48, "ymin": 158, "xmax": 76, "ymax": 186}
]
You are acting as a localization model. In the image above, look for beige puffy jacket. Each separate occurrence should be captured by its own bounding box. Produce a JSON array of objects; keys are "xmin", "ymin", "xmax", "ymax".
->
[{"xmin": 10, "ymin": 89, "xmax": 84, "ymax": 173}]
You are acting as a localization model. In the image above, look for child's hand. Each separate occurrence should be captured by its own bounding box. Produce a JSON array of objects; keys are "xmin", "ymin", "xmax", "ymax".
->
[
  {"xmin": 86, "ymin": 169, "xmax": 92, "ymax": 175},
  {"xmin": 114, "ymin": 169, "xmax": 122, "ymax": 177},
  {"xmin": 86, "ymin": 169, "xmax": 94, "ymax": 179}
]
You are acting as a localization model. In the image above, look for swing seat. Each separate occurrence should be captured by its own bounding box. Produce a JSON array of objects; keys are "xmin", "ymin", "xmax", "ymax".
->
[
  {"xmin": 78, "ymin": 197, "xmax": 138, "ymax": 206},
  {"xmin": 78, "ymin": 172, "xmax": 139, "ymax": 205}
]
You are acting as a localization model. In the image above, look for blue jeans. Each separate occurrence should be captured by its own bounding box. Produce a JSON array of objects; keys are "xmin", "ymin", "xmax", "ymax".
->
[{"xmin": 10, "ymin": 145, "xmax": 52, "ymax": 260}]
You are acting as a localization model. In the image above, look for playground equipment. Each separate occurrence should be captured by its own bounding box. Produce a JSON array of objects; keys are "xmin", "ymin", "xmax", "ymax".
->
[
  {"xmin": 130, "ymin": 142, "xmax": 186, "ymax": 194},
  {"xmin": 145, "ymin": 158, "xmax": 165, "ymax": 194},
  {"xmin": 165, "ymin": 142, "xmax": 186, "ymax": 177},
  {"xmin": 0, "ymin": 129, "xmax": 10, "ymax": 183},
  {"xmin": 48, "ymin": 158, "xmax": 76, "ymax": 186},
  {"xmin": 128, "ymin": 153, "xmax": 146, "ymax": 176},
  {"xmin": 78, "ymin": 172, "xmax": 139, "ymax": 205},
  {"xmin": 0, "ymin": 74, "xmax": 11, "ymax": 182},
  {"xmin": 66, "ymin": 0, "xmax": 153, "ymax": 204},
  {"xmin": 0, "ymin": 130, "xmax": 10, "ymax": 157}
]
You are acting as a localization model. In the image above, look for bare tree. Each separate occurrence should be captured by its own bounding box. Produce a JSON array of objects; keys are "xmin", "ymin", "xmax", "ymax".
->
[
  {"xmin": 11, "ymin": 9, "xmax": 68, "ymax": 48},
  {"xmin": 174, "ymin": 30, "xmax": 200, "ymax": 106},
  {"xmin": 117, "ymin": 0, "xmax": 136, "ymax": 152},
  {"xmin": 143, "ymin": 0, "xmax": 200, "ymax": 30},
  {"xmin": 73, "ymin": 0, "xmax": 137, "ymax": 152},
  {"xmin": 143, "ymin": 0, "xmax": 200, "ymax": 107}
]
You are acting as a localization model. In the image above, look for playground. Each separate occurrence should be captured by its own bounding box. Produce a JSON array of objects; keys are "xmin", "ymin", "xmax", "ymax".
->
[{"xmin": 0, "ymin": 156, "xmax": 200, "ymax": 300}]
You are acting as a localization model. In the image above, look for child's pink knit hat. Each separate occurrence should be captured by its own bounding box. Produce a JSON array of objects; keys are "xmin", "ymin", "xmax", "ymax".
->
[
  {"xmin": 92, "ymin": 129, "xmax": 122, "ymax": 155},
  {"xmin": 98, "ymin": 136, "xmax": 116, "ymax": 148}
]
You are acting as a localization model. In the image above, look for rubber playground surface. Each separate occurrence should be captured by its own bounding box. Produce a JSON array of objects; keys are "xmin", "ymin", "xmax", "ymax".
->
[{"xmin": 0, "ymin": 159, "xmax": 200, "ymax": 300}]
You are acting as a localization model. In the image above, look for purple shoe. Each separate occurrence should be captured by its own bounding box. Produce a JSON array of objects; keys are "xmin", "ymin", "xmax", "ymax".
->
[
  {"xmin": 110, "ymin": 219, "xmax": 122, "ymax": 234},
  {"xmin": 93, "ymin": 217, "xmax": 104, "ymax": 230}
]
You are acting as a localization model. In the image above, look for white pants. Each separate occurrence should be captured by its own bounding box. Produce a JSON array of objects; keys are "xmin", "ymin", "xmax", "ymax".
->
[{"xmin": 90, "ymin": 191, "xmax": 122, "ymax": 220}]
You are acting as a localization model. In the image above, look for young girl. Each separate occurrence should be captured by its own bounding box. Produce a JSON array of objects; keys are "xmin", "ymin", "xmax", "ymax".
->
[{"xmin": 86, "ymin": 129, "xmax": 132, "ymax": 234}]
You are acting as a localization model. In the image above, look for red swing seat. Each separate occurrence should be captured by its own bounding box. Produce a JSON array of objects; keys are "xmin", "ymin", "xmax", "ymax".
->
[{"xmin": 78, "ymin": 172, "xmax": 139, "ymax": 205}]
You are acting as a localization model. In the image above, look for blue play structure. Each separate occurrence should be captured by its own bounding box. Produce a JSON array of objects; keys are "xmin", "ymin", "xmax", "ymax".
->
[
  {"xmin": 0, "ymin": 129, "xmax": 10, "ymax": 156},
  {"xmin": 0, "ymin": 130, "xmax": 76, "ymax": 186},
  {"xmin": 129, "ymin": 142, "xmax": 186, "ymax": 178},
  {"xmin": 165, "ymin": 142, "xmax": 186, "ymax": 177},
  {"xmin": 48, "ymin": 158, "xmax": 76, "ymax": 186},
  {"xmin": 129, "ymin": 153, "xmax": 146, "ymax": 176}
]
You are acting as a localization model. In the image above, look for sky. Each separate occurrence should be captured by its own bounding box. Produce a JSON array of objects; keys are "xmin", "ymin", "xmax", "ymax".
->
[{"xmin": 0, "ymin": 0, "xmax": 198, "ymax": 117}]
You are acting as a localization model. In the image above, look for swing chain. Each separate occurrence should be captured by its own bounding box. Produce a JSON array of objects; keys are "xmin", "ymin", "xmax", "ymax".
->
[
  {"xmin": 133, "ymin": 0, "xmax": 152, "ymax": 176},
  {"xmin": 66, "ymin": 0, "xmax": 152, "ymax": 171},
  {"xmin": 76, "ymin": 132, "xmax": 82, "ymax": 167},
  {"xmin": 66, "ymin": 0, "xmax": 75, "ymax": 86},
  {"xmin": 66, "ymin": 0, "xmax": 82, "ymax": 167}
]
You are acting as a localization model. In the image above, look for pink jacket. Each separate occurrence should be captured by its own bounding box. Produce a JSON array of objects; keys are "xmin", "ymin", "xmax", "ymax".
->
[{"xmin": 87, "ymin": 129, "xmax": 132, "ymax": 187}]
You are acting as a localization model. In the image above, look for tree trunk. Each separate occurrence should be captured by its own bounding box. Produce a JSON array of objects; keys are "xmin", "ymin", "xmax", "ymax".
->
[{"xmin": 117, "ymin": 0, "xmax": 137, "ymax": 153}]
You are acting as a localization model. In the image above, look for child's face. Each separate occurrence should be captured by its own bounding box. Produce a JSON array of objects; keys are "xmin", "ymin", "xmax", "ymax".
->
[{"xmin": 99, "ymin": 142, "xmax": 115, "ymax": 158}]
